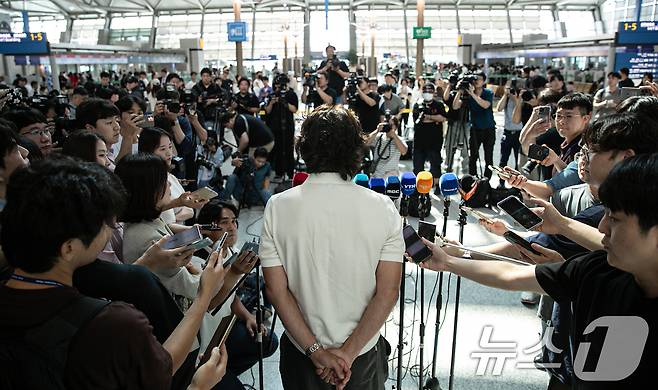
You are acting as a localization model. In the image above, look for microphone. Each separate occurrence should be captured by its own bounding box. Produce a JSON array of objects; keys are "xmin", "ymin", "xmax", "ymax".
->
[
  {"xmin": 369, "ymin": 177, "xmax": 386, "ymax": 194},
  {"xmin": 353, "ymin": 173, "xmax": 369, "ymax": 188},
  {"xmin": 416, "ymin": 171, "xmax": 433, "ymax": 218},
  {"xmin": 292, "ymin": 171, "xmax": 309, "ymax": 187},
  {"xmin": 385, "ymin": 176, "xmax": 401, "ymax": 201},
  {"xmin": 399, "ymin": 172, "xmax": 416, "ymax": 217},
  {"xmin": 458, "ymin": 174, "xmax": 479, "ymax": 202},
  {"xmin": 439, "ymin": 172, "xmax": 459, "ymax": 198}
]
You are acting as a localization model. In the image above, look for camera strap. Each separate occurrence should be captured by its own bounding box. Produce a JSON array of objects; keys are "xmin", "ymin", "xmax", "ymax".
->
[{"xmin": 240, "ymin": 114, "xmax": 249, "ymax": 135}]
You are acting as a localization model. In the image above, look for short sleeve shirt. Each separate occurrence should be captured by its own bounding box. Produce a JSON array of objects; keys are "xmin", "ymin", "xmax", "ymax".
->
[
  {"xmin": 260, "ymin": 173, "xmax": 404, "ymax": 356},
  {"xmin": 535, "ymin": 251, "xmax": 658, "ymax": 389},
  {"xmin": 467, "ymin": 88, "xmax": 496, "ymax": 129}
]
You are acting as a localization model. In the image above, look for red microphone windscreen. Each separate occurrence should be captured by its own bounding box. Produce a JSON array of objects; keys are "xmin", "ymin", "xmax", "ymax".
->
[{"xmin": 292, "ymin": 172, "xmax": 309, "ymax": 187}]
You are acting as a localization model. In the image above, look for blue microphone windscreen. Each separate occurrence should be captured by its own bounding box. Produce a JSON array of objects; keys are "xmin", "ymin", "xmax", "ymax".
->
[
  {"xmin": 439, "ymin": 172, "xmax": 459, "ymax": 196},
  {"xmin": 354, "ymin": 173, "xmax": 370, "ymax": 187},
  {"xmin": 386, "ymin": 176, "xmax": 400, "ymax": 186},
  {"xmin": 369, "ymin": 177, "xmax": 386, "ymax": 194},
  {"xmin": 400, "ymin": 172, "xmax": 417, "ymax": 196}
]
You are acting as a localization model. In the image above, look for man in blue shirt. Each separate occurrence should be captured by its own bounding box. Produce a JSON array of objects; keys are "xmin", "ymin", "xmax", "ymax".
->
[{"xmin": 452, "ymin": 71, "xmax": 496, "ymax": 178}]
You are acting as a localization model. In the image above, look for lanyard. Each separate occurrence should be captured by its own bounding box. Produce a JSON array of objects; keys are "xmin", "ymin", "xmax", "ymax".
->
[{"xmin": 10, "ymin": 274, "xmax": 65, "ymax": 288}]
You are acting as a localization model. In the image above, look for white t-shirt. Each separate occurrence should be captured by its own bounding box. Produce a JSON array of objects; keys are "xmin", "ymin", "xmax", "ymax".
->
[
  {"xmin": 161, "ymin": 173, "xmax": 187, "ymax": 224},
  {"xmin": 260, "ymin": 173, "xmax": 405, "ymax": 356}
]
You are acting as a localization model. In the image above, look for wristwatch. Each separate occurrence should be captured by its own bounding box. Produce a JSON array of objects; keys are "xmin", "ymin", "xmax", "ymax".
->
[{"xmin": 305, "ymin": 341, "xmax": 322, "ymax": 357}]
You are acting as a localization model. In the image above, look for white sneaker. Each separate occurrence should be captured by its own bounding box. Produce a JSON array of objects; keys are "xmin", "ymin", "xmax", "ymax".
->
[{"xmin": 521, "ymin": 291, "xmax": 540, "ymax": 305}]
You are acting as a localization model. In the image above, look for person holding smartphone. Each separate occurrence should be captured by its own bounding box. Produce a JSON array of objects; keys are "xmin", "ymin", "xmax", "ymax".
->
[
  {"xmin": 495, "ymin": 86, "xmax": 524, "ymax": 186},
  {"xmin": 195, "ymin": 199, "xmax": 279, "ymax": 389}
]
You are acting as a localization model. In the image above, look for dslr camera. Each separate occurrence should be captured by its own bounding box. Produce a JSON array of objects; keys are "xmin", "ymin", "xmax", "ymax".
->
[{"xmin": 381, "ymin": 109, "xmax": 392, "ymax": 132}]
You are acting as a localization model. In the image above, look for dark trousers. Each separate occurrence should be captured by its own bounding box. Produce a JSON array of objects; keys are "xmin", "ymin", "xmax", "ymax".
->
[
  {"xmin": 469, "ymin": 127, "xmax": 496, "ymax": 178},
  {"xmin": 270, "ymin": 123, "xmax": 295, "ymax": 178},
  {"xmin": 499, "ymin": 129, "xmax": 521, "ymax": 170},
  {"xmin": 413, "ymin": 145, "xmax": 443, "ymax": 179},
  {"xmin": 279, "ymin": 334, "xmax": 389, "ymax": 390}
]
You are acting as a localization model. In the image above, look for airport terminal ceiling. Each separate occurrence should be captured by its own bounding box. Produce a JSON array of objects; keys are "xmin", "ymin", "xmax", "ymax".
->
[{"xmin": 1, "ymin": 0, "xmax": 605, "ymax": 15}]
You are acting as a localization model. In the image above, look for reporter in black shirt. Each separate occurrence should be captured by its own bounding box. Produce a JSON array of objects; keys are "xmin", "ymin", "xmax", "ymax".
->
[
  {"xmin": 419, "ymin": 151, "xmax": 658, "ymax": 388},
  {"xmin": 412, "ymin": 83, "xmax": 447, "ymax": 186},
  {"xmin": 301, "ymin": 71, "xmax": 336, "ymax": 110},
  {"xmin": 232, "ymin": 77, "xmax": 260, "ymax": 116},
  {"xmin": 348, "ymin": 76, "xmax": 380, "ymax": 133},
  {"xmin": 264, "ymin": 74, "xmax": 299, "ymax": 179},
  {"xmin": 317, "ymin": 44, "xmax": 350, "ymax": 102},
  {"xmin": 220, "ymin": 109, "xmax": 274, "ymax": 156},
  {"xmin": 192, "ymin": 67, "xmax": 224, "ymax": 127}
]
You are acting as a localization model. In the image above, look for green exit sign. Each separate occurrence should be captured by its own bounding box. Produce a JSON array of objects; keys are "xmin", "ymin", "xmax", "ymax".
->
[{"xmin": 413, "ymin": 26, "xmax": 432, "ymax": 39}]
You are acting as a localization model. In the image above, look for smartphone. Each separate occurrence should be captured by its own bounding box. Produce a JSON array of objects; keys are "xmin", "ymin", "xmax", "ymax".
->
[
  {"xmin": 417, "ymin": 221, "xmax": 437, "ymax": 242},
  {"xmin": 497, "ymin": 195, "xmax": 543, "ymax": 230},
  {"xmin": 184, "ymin": 237, "xmax": 213, "ymax": 251},
  {"xmin": 137, "ymin": 113, "xmax": 154, "ymax": 128},
  {"xmin": 503, "ymin": 231, "xmax": 541, "ymax": 255},
  {"xmin": 462, "ymin": 206, "xmax": 495, "ymax": 224},
  {"xmin": 620, "ymin": 87, "xmax": 642, "ymax": 100},
  {"xmin": 161, "ymin": 226, "xmax": 203, "ymax": 250},
  {"xmin": 488, "ymin": 165, "xmax": 512, "ymax": 179},
  {"xmin": 403, "ymin": 225, "xmax": 433, "ymax": 264},
  {"xmin": 528, "ymin": 144, "xmax": 550, "ymax": 161},
  {"xmin": 214, "ymin": 232, "xmax": 229, "ymax": 253},
  {"xmin": 537, "ymin": 105, "xmax": 551, "ymax": 121},
  {"xmin": 198, "ymin": 314, "xmax": 238, "ymax": 367},
  {"xmin": 192, "ymin": 186, "xmax": 219, "ymax": 201},
  {"xmin": 240, "ymin": 241, "xmax": 260, "ymax": 255}
]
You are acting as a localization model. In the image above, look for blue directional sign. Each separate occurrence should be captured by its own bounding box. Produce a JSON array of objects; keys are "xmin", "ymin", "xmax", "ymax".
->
[
  {"xmin": 0, "ymin": 32, "xmax": 49, "ymax": 55},
  {"xmin": 227, "ymin": 22, "xmax": 248, "ymax": 42}
]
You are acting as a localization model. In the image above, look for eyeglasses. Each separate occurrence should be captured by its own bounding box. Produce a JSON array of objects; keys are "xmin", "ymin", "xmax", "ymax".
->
[
  {"xmin": 22, "ymin": 127, "xmax": 53, "ymax": 137},
  {"xmin": 553, "ymin": 113, "xmax": 582, "ymax": 122}
]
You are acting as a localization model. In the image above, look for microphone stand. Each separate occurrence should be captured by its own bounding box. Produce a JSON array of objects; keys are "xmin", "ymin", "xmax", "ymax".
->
[
  {"xmin": 448, "ymin": 202, "xmax": 467, "ymax": 390},
  {"xmin": 255, "ymin": 259, "xmax": 265, "ymax": 390},
  {"xmin": 425, "ymin": 195, "xmax": 450, "ymax": 390},
  {"xmin": 417, "ymin": 191, "xmax": 431, "ymax": 390},
  {"xmin": 396, "ymin": 193, "xmax": 410, "ymax": 390}
]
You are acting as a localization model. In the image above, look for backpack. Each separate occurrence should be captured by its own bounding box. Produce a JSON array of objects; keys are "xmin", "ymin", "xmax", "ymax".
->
[{"xmin": 0, "ymin": 296, "xmax": 110, "ymax": 390}]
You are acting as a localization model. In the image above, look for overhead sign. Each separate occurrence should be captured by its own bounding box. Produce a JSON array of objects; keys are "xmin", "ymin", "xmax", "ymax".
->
[
  {"xmin": 413, "ymin": 27, "xmax": 432, "ymax": 39},
  {"xmin": 615, "ymin": 46, "xmax": 658, "ymax": 80},
  {"xmin": 616, "ymin": 21, "xmax": 658, "ymax": 45},
  {"xmin": 0, "ymin": 32, "xmax": 49, "ymax": 55},
  {"xmin": 227, "ymin": 22, "xmax": 247, "ymax": 42}
]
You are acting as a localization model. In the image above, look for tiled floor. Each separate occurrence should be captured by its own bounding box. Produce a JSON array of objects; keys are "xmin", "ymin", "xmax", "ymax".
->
[{"xmin": 230, "ymin": 110, "xmax": 550, "ymax": 389}]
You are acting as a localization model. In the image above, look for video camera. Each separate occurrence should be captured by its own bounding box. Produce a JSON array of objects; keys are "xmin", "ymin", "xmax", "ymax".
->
[
  {"xmin": 457, "ymin": 74, "xmax": 477, "ymax": 92},
  {"xmin": 346, "ymin": 73, "xmax": 363, "ymax": 103},
  {"xmin": 303, "ymin": 72, "xmax": 317, "ymax": 89},
  {"xmin": 273, "ymin": 74, "xmax": 289, "ymax": 94}
]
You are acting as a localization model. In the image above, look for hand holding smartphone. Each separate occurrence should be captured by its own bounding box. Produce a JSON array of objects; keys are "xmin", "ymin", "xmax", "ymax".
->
[
  {"xmin": 497, "ymin": 195, "xmax": 543, "ymax": 231},
  {"xmin": 461, "ymin": 206, "xmax": 495, "ymax": 224},
  {"xmin": 403, "ymin": 225, "xmax": 433, "ymax": 264}
]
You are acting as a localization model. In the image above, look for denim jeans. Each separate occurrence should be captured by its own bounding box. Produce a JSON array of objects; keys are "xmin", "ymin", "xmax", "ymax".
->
[{"xmin": 220, "ymin": 174, "xmax": 271, "ymax": 206}]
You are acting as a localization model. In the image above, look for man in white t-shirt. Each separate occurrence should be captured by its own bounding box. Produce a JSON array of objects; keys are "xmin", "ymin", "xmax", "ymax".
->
[{"xmin": 260, "ymin": 105, "xmax": 404, "ymax": 389}]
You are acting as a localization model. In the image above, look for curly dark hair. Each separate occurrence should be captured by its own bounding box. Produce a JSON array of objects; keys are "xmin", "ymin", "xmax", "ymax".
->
[{"xmin": 296, "ymin": 104, "xmax": 365, "ymax": 180}]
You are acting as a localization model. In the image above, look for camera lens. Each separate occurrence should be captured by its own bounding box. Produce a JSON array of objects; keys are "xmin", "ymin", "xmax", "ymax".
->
[{"xmin": 522, "ymin": 160, "xmax": 537, "ymax": 175}]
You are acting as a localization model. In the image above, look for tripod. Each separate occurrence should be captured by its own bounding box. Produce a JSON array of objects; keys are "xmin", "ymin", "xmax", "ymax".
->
[
  {"xmin": 448, "ymin": 204, "xmax": 468, "ymax": 390},
  {"xmin": 444, "ymin": 108, "xmax": 469, "ymax": 175}
]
